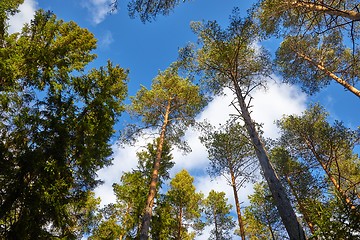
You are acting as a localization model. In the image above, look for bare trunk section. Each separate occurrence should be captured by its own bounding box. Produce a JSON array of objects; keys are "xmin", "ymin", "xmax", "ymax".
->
[
  {"xmin": 295, "ymin": 51, "xmax": 360, "ymax": 98},
  {"xmin": 177, "ymin": 204, "xmax": 183, "ymax": 240},
  {"xmin": 267, "ymin": 218, "xmax": 276, "ymax": 240},
  {"xmin": 289, "ymin": 1, "xmax": 360, "ymax": 21},
  {"xmin": 229, "ymin": 167, "xmax": 245, "ymax": 240},
  {"xmin": 140, "ymin": 100, "xmax": 171, "ymax": 240},
  {"xmin": 213, "ymin": 205, "xmax": 220, "ymax": 240},
  {"xmin": 232, "ymin": 79, "xmax": 306, "ymax": 240}
]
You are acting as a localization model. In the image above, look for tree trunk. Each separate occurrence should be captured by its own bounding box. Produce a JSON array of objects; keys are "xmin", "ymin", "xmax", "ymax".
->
[
  {"xmin": 229, "ymin": 167, "xmax": 245, "ymax": 240},
  {"xmin": 289, "ymin": 1, "xmax": 360, "ymax": 21},
  {"xmin": 177, "ymin": 204, "xmax": 183, "ymax": 240},
  {"xmin": 295, "ymin": 50, "xmax": 360, "ymax": 98},
  {"xmin": 177, "ymin": 205, "xmax": 182, "ymax": 240},
  {"xmin": 267, "ymin": 217, "xmax": 276, "ymax": 240},
  {"xmin": 303, "ymin": 138, "xmax": 358, "ymax": 211},
  {"xmin": 232, "ymin": 79, "xmax": 306, "ymax": 240},
  {"xmin": 140, "ymin": 100, "xmax": 171, "ymax": 240},
  {"xmin": 212, "ymin": 204, "xmax": 219, "ymax": 240}
]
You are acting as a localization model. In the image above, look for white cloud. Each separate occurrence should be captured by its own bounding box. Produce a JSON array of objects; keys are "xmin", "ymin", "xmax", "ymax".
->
[
  {"xmin": 99, "ymin": 30, "xmax": 114, "ymax": 48},
  {"xmin": 94, "ymin": 142, "xmax": 147, "ymax": 206},
  {"xmin": 8, "ymin": 0, "xmax": 38, "ymax": 34},
  {"xmin": 170, "ymin": 91, "xmax": 236, "ymax": 174},
  {"xmin": 252, "ymin": 77, "xmax": 307, "ymax": 139},
  {"xmin": 81, "ymin": 0, "xmax": 115, "ymax": 25}
]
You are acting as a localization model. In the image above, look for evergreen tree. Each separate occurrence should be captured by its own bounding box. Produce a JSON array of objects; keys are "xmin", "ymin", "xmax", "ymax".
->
[
  {"xmin": 277, "ymin": 105, "xmax": 360, "ymax": 238},
  {"xmin": 256, "ymin": 0, "xmax": 360, "ymax": 98},
  {"xmin": 200, "ymin": 121, "xmax": 257, "ymax": 239},
  {"xmin": 184, "ymin": 14, "xmax": 306, "ymax": 239},
  {"xmin": 125, "ymin": 66, "xmax": 206, "ymax": 239},
  {"xmin": 90, "ymin": 140, "xmax": 174, "ymax": 239},
  {"xmin": 270, "ymin": 146, "xmax": 360, "ymax": 239},
  {"xmin": 278, "ymin": 105, "xmax": 360, "ymax": 211},
  {"xmin": 0, "ymin": 9, "xmax": 128, "ymax": 239},
  {"xmin": 204, "ymin": 190, "xmax": 235, "ymax": 240},
  {"xmin": 153, "ymin": 169, "xmax": 204, "ymax": 240},
  {"xmin": 270, "ymin": 147, "xmax": 321, "ymax": 234}
]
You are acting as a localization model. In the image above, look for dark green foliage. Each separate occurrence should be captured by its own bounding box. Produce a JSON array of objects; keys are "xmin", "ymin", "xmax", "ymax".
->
[
  {"xmin": 89, "ymin": 172, "xmax": 147, "ymax": 240},
  {"xmin": 136, "ymin": 139, "xmax": 175, "ymax": 186},
  {"xmin": 0, "ymin": 10, "xmax": 128, "ymax": 239},
  {"xmin": 88, "ymin": 203, "xmax": 124, "ymax": 240},
  {"xmin": 111, "ymin": 0, "xmax": 190, "ymax": 22}
]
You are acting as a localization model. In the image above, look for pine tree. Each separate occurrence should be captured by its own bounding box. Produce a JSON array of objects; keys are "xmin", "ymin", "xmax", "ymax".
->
[
  {"xmin": 256, "ymin": 0, "xmax": 360, "ymax": 98},
  {"xmin": 204, "ymin": 190, "xmax": 235, "ymax": 240},
  {"xmin": 244, "ymin": 182, "xmax": 287, "ymax": 240},
  {"xmin": 153, "ymin": 169, "xmax": 204, "ymax": 240},
  {"xmin": 200, "ymin": 121, "xmax": 257, "ymax": 239},
  {"xmin": 90, "ymin": 140, "xmax": 174, "ymax": 239},
  {"xmin": 125, "ymin": 66, "xmax": 206, "ymax": 239},
  {"xmin": 185, "ymin": 14, "xmax": 306, "ymax": 239}
]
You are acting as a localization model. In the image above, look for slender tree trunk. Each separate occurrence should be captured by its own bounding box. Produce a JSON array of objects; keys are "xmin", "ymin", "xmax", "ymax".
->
[
  {"xmin": 303, "ymin": 138, "xmax": 357, "ymax": 211},
  {"xmin": 232, "ymin": 79, "xmax": 306, "ymax": 240},
  {"xmin": 295, "ymin": 50, "xmax": 360, "ymax": 98},
  {"xmin": 177, "ymin": 205, "xmax": 183, "ymax": 240},
  {"xmin": 266, "ymin": 216, "xmax": 276, "ymax": 240},
  {"xmin": 289, "ymin": 1, "xmax": 360, "ymax": 21},
  {"xmin": 229, "ymin": 167, "xmax": 245, "ymax": 240},
  {"xmin": 286, "ymin": 176, "xmax": 316, "ymax": 234},
  {"xmin": 140, "ymin": 100, "xmax": 171, "ymax": 240},
  {"xmin": 213, "ymin": 205, "xmax": 220, "ymax": 240}
]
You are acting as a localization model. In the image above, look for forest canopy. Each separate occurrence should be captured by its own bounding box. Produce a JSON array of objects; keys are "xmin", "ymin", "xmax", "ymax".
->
[{"xmin": 1, "ymin": 1, "xmax": 359, "ymax": 239}]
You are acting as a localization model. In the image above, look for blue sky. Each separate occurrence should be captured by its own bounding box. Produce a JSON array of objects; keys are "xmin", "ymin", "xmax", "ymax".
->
[{"xmin": 9, "ymin": 0, "xmax": 360, "ymax": 239}]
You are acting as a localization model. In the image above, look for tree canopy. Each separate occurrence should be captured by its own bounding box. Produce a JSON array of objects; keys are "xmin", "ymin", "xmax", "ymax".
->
[
  {"xmin": 0, "ymin": 9, "xmax": 128, "ymax": 239},
  {"xmin": 204, "ymin": 190, "xmax": 235, "ymax": 240},
  {"xmin": 2, "ymin": 1, "xmax": 360, "ymax": 239},
  {"xmin": 256, "ymin": 0, "xmax": 360, "ymax": 98}
]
